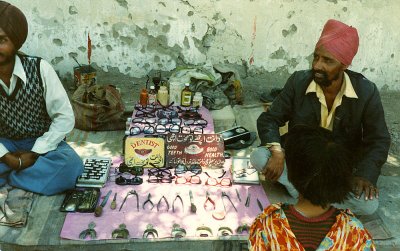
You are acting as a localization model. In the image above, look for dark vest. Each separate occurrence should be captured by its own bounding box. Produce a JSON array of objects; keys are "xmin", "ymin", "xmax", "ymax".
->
[{"xmin": 0, "ymin": 54, "xmax": 52, "ymax": 140}]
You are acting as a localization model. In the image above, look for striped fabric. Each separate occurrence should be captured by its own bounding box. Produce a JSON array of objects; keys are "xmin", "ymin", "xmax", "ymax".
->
[
  {"xmin": 248, "ymin": 203, "xmax": 376, "ymax": 251},
  {"xmin": 282, "ymin": 204, "xmax": 338, "ymax": 251}
]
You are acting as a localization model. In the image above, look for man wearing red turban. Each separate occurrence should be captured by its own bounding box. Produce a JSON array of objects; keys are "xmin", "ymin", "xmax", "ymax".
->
[
  {"xmin": 253, "ymin": 19, "xmax": 390, "ymax": 215},
  {"xmin": 0, "ymin": 1, "xmax": 83, "ymax": 195}
]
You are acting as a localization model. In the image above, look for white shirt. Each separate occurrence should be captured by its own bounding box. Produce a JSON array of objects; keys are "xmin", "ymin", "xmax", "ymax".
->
[{"xmin": 0, "ymin": 55, "xmax": 75, "ymax": 157}]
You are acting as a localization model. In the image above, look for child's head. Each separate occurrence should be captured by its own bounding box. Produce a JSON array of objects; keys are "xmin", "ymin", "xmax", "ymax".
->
[{"xmin": 285, "ymin": 125, "xmax": 352, "ymax": 207}]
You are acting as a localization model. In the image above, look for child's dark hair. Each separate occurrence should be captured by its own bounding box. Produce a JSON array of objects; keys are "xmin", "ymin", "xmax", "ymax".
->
[{"xmin": 285, "ymin": 125, "xmax": 353, "ymax": 207}]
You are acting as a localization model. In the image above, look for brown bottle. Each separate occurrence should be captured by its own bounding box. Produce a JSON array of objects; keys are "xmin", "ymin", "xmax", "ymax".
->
[
  {"xmin": 140, "ymin": 88, "xmax": 148, "ymax": 107},
  {"xmin": 181, "ymin": 83, "xmax": 192, "ymax": 107}
]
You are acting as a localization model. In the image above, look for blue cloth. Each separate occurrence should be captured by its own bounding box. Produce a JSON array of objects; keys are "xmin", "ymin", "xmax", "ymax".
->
[{"xmin": 0, "ymin": 138, "xmax": 83, "ymax": 195}]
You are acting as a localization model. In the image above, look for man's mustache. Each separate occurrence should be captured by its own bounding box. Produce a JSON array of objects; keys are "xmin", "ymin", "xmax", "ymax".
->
[{"xmin": 312, "ymin": 69, "xmax": 327, "ymax": 78}]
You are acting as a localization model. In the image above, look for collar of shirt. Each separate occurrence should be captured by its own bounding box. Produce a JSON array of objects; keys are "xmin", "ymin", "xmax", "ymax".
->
[
  {"xmin": 305, "ymin": 72, "xmax": 358, "ymax": 99},
  {"xmin": 305, "ymin": 72, "xmax": 358, "ymax": 130},
  {"xmin": 0, "ymin": 55, "xmax": 27, "ymax": 95}
]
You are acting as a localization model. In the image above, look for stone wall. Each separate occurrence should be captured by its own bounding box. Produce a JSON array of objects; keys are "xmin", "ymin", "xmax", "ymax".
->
[{"xmin": 8, "ymin": 0, "xmax": 400, "ymax": 92}]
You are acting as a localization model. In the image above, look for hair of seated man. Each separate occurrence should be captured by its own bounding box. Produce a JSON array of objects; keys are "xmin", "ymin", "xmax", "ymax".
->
[{"xmin": 284, "ymin": 125, "xmax": 353, "ymax": 208}]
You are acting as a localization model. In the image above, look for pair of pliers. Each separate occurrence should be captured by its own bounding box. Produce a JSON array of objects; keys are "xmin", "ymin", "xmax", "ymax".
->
[
  {"xmin": 204, "ymin": 191, "xmax": 215, "ymax": 211},
  {"xmin": 119, "ymin": 190, "xmax": 139, "ymax": 211},
  {"xmin": 143, "ymin": 193, "xmax": 155, "ymax": 210},
  {"xmin": 222, "ymin": 191, "xmax": 237, "ymax": 212}
]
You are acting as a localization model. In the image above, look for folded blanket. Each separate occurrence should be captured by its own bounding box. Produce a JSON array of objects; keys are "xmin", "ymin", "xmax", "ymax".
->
[{"xmin": 0, "ymin": 184, "xmax": 34, "ymax": 227}]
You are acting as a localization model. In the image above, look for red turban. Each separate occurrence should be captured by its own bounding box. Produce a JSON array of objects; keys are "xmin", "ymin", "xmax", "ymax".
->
[
  {"xmin": 315, "ymin": 19, "xmax": 359, "ymax": 66},
  {"xmin": 0, "ymin": 1, "xmax": 28, "ymax": 50}
]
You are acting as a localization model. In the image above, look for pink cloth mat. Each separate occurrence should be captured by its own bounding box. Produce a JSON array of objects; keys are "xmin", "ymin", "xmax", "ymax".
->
[{"xmin": 60, "ymin": 157, "xmax": 270, "ymax": 240}]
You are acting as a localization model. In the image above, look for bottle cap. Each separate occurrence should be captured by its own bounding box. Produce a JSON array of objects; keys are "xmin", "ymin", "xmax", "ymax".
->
[
  {"xmin": 150, "ymin": 86, "xmax": 155, "ymax": 90},
  {"xmin": 185, "ymin": 83, "xmax": 190, "ymax": 87}
]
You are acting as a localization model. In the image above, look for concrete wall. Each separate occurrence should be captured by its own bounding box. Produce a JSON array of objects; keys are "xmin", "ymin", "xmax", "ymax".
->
[{"xmin": 7, "ymin": 0, "xmax": 400, "ymax": 90}]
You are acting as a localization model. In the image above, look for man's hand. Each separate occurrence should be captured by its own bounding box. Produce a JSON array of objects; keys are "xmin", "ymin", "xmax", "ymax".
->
[
  {"xmin": 262, "ymin": 149, "xmax": 285, "ymax": 182},
  {"xmin": 0, "ymin": 151, "xmax": 39, "ymax": 171},
  {"xmin": 0, "ymin": 152, "xmax": 20, "ymax": 170},
  {"xmin": 15, "ymin": 151, "xmax": 40, "ymax": 170},
  {"xmin": 352, "ymin": 176, "xmax": 379, "ymax": 200}
]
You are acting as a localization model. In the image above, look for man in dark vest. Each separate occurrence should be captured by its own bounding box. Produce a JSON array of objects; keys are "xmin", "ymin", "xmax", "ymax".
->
[
  {"xmin": 0, "ymin": 1, "xmax": 83, "ymax": 195},
  {"xmin": 251, "ymin": 19, "xmax": 390, "ymax": 215}
]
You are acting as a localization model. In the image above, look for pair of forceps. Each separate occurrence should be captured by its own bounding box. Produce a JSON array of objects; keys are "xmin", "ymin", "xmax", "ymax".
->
[
  {"xmin": 222, "ymin": 191, "xmax": 237, "ymax": 212},
  {"xmin": 119, "ymin": 190, "xmax": 139, "ymax": 211},
  {"xmin": 143, "ymin": 193, "xmax": 155, "ymax": 210},
  {"xmin": 157, "ymin": 195, "xmax": 169, "ymax": 212},
  {"xmin": 204, "ymin": 191, "xmax": 215, "ymax": 211},
  {"xmin": 79, "ymin": 222, "xmax": 97, "ymax": 240},
  {"xmin": 172, "ymin": 193, "xmax": 184, "ymax": 213}
]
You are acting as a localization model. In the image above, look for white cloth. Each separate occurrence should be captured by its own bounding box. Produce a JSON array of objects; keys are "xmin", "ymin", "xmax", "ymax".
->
[{"xmin": 0, "ymin": 55, "xmax": 74, "ymax": 157}]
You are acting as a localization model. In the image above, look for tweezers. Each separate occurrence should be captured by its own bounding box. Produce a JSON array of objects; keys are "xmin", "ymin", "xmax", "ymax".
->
[
  {"xmin": 235, "ymin": 188, "xmax": 242, "ymax": 202},
  {"xmin": 204, "ymin": 191, "xmax": 215, "ymax": 211},
  {"xmin": 245, "ymin": 192, "xmax": 251, "ymax": 207},
  {"xmin": 143, "ymin": 193, "xmax": 154, "ymax": 210},
  {"xmin": 119, "ymin": 190, "xmax": 139, "ymax": 211},
  {"xmin": 222, "ymin": 192, "xmax": 237, "ymax": 212},
  {"xmin": 172, "ymin": 193, "xmax": 184, "ymax": 213},
  {"xmin": 157, "ymin": 195, "xmax": 169, "ymax": 212}
]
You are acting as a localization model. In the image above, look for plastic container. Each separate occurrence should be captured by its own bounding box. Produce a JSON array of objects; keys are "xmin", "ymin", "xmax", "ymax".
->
[
  {"xmin": 192, "ymin": 92, "xmax": 203, "ymax": 108},
  {"xmin": 169, "ymin": 81, "xmax": 184, "ymax": 105},
  {"xmin": 158, "ymin": 86, "xmax": 169, "ymax": 106}
]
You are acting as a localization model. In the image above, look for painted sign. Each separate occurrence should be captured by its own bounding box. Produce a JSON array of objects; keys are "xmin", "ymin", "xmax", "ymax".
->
[
  {"xmin": 124, "ymin": 137, "xmax": 165, "ymax": 168},
  {"xmin": 166, "ymin": 133, "xmax": 225, "ymax": 167}
]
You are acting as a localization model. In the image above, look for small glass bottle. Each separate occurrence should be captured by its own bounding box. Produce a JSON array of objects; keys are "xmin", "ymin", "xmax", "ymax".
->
[
  {"xmin": 181, "ymin": 83, "xmax": 192, "ymax": 107},
  {"xmin": 139, "ymin": 88, "xmax": 148, "ymax": 107},
  {"xmin": 192, "ymin": 92, "xmax": 203, "ymax": 108},
  {"xmin": 148, "ymin": 86, "xmax": 157, "ymax": 105},
  {"xmin": 158, "ymin": 86, "xmax": 169, "ymax": 106},
  {"xmin": 126, "ymin": 117, "xmax": 132, "ymax": 131}
]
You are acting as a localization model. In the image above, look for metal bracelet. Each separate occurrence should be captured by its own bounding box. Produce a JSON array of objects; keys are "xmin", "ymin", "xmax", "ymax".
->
[{"xmin": 18, "ymin": 157, "xmax": 22, "ymax": 170}]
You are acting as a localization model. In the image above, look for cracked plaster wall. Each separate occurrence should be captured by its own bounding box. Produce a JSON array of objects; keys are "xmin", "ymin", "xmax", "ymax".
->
[{"xmin": 7, "ymin": 0, "xmax": 400, "ymax": 90}]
